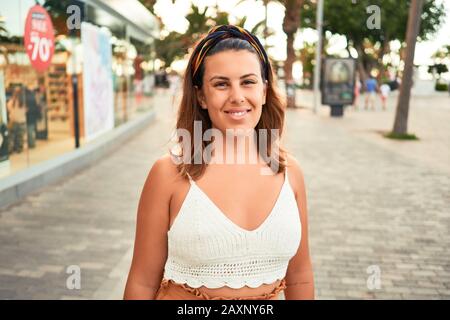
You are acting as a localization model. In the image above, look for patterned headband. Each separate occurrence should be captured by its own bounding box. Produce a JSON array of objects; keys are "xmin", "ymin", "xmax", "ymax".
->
[{"xmin": 191, "ymin": 25, "xmax": 269, "ymax": 81}]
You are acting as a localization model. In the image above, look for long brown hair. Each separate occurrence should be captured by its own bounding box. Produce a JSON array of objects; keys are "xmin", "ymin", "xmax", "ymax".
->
[{"xmin": 170, "ymin": 25, "xmax": 288, "ymax": 181}]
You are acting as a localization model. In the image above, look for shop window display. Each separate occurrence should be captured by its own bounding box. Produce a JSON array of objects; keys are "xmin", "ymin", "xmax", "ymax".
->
[
  {"xmin": 0, "ymin": 1, "xmax": 74, "ymax": 175},
  {"xmin": 0, "ymin": 0, "xmax": 156, "ymax": 179}
]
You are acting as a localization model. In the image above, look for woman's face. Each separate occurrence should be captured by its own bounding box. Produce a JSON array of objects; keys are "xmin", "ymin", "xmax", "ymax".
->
[{"xmin": 195, "ymin": 50, "xmax": 267, "ymax": 133}]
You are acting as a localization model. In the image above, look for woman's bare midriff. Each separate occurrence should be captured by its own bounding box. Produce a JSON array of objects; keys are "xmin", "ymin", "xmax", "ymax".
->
[{"xmin": 194, "ymin": 280, "xmax": 282, "ymax": 298}]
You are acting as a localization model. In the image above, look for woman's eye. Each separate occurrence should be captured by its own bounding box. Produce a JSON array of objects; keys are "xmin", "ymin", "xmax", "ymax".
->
[{"xmin": 214, "ymin": 81, "xmax": 255, "ymax": 87}]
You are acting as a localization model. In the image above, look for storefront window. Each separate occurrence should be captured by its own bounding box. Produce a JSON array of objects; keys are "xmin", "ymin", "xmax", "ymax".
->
[
  {"xmin": 111, "ymin": 37, "xmax": 155, "ymax": 124},
  {"xmin": 128, "ymin": 38, "xmax": 155, "ymax": 121},
  {"xmin": 0, "ymin": 1, "xmax": 76, "ymax": 177},
  {"xmin": 111, "ymin": 37, "xmax": 130, "ymax": 126},
  {"xmin": 0, "ymin": 0, "xmax": 156, "ymax": 179}
]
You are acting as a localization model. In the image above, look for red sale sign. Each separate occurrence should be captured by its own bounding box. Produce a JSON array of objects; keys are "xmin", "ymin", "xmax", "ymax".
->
[{"xmin": 24, "ymin": 5, "xmax": 55, "ymax": 72}]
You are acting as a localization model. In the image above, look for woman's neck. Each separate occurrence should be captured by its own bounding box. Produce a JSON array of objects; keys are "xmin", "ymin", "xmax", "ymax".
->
[{"xmin": 209, "ymin": 128, "xmax": 261, "ymax": 165}]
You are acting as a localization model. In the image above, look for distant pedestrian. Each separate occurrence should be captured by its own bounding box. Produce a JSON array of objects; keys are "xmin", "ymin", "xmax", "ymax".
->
[
  {"xmin": 379, "ymin": 83, "xmax": 391, "ymax": 111},
  {"xmin": 353, "ymin": 76, "xmax": 362, "ymax": 110},
  {"xmin": 364, "ymin": 76, "xmax": 378, "ymax": 110},
  {"xmin": 25, "ymin": 87, "xmax": 41, "ymax": 149}
]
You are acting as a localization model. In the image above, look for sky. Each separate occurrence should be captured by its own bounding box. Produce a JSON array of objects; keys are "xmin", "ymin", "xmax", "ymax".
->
[{"xmin": 154, "ymin": 0, "xmax": 450, "ymax": 68}]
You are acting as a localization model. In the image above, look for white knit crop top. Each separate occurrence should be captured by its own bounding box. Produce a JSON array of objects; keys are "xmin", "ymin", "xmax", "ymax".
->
[{"xmin": 162, "ymin": 168, "xmax": 302, "ymax": 289}]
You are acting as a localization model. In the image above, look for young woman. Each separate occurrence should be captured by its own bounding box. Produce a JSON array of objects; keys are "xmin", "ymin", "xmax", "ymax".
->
[{"xmin": 124, "ymin": 25, "xmax": 314, "ymax": 300}]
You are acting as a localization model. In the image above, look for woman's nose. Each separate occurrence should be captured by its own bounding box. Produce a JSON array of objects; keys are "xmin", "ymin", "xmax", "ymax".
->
[{"xmin": 229, "ymin": 85, "xmax": 245, "ymax": 104}]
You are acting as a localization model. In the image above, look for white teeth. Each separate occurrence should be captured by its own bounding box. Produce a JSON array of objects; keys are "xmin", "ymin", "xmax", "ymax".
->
[{"xmin": 228, "ymin": 110, "xmax": 248, "ymax": 116}]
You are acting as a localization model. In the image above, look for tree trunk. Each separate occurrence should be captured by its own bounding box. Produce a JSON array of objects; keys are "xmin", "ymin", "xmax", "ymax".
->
[
  {"xmin": 393, "ymin": 0, "xmax": 424, "ymax": 135},
  {"xmin": 284, "ymin": 32, "xmax": 296, "ymax": 108},
  {"xmin": 378, "ymin": 34, "xmax": 390, "ymax": 82},
  {"xmin": 355, "ymin": 44, "xmax": 368, "ymax": 85},
  {"xmin": 282, "ymin": 0, "xmax": 303, "ymax": 108}
]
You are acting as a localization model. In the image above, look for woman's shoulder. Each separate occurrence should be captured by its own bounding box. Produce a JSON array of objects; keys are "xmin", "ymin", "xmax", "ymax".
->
[
  {"xmin": 149, "ymin": 154, "xmax": 183, "ymax": 183},
  {"xmin": 285, "ymin": 153, "xmax": 303, "ymax": 174},
  {"xmin": 285, "ymin": 153, "xmax": 305, "ymax": 197},
  {"xmin": 141, "ymin": 154, "xmax": 186, "ymax": 203}
]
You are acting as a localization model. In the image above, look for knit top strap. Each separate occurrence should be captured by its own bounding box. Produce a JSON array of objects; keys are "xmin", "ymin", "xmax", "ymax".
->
[{"xmin": 186, "ymin": 172, "xmax": 194, "ymax": 185}]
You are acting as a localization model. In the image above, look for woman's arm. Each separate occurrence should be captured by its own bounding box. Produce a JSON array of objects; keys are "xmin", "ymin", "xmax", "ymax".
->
[
  {"xmin": 284, "ymin": 155, "xmax": 315, "ymax": 300},
  {"xmin": 123, "ymin": 156, "xmax": 174, "ymax": 299}
]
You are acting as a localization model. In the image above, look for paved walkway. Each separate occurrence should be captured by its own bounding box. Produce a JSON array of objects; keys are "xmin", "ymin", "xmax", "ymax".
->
[
  {"xmin": 0, "ymin": 91, "xmax": 449, "ymax": 299},
  {"xmin": 286, "ymin": 91, "xmax": 450, "ymax": 299}
]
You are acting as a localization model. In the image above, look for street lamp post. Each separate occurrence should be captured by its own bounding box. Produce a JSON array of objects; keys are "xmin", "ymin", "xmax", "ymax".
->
[
  {"xmin": 68, "ymin": 29, "xmax": 80, "ymax": 149},
  {"xmin": 313, "ymin": 0, "xmax": 324, "ymax": 114}
]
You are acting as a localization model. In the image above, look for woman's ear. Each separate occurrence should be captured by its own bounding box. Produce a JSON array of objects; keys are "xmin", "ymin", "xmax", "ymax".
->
[{"xmin": 194, "ymin": 85, "xmax": 207, "ymax": 109}]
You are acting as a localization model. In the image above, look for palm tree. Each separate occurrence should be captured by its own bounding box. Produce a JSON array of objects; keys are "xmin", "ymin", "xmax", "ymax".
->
[
  {"xmin": 234, "ymin": 0, "xmax": 275, "ymax": 51},
  {"xmin": 0, "ymin": 13, "xmax": 10, "ymax": 64},
  {"xmin": 0, "ymin": 14, "xmax": 7, "ymax": 37},
  {"xmin": 185, "ymin": 4, "xmax": 215, "ymax": 40},
  {"xmin": 391, "ymin": 0, "xmax": 424, "ymax": 138},
  {"xmin": 152, "ymin": 3, "xmax": 233, "ymax": 68},
  {"xmin": 281, "ymin": 0, "xmax": 303, "ymax": 108},
  {"xmin": 0, "ymin": 14, "xmax": 10, "ymax": 64}
]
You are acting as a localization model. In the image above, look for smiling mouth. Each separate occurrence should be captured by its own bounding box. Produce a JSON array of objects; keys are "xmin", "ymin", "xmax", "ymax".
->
[{"xmin": 224, "ymin": 109, "xmax": 251, "ymax": 116}]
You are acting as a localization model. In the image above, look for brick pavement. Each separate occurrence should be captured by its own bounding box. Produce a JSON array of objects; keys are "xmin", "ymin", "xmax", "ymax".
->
[{"xmin": 287, "ymin": 91, "xmax": 450, "ymax": 299}]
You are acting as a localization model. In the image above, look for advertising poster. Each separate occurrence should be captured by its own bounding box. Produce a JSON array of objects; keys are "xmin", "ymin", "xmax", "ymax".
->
[
  {"xmin": 321, "ymin": 58, "xmax": 356, "ymax": 106},
  {"xmin": 24, "ymin": 4, "xmax": 55, "ymax": 72},
  {"xmin": 81, "ymin": 22, "xmax": 114, "ymax": 141}
]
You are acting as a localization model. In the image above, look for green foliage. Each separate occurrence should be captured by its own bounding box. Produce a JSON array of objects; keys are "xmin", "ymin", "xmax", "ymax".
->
[
  {"xmin": 0, "ymin": 12, "xmax": 10, "ymax": 43},
  {"xmin": 138, "ymin": 0, "xmax": 158, "ymax": 16},
  {"xmin": 153, "ymin": 32, "xmax": 186, "ymax": 69},
  {"xmin": 435, "ymin": 82, "xmax": 449, "ymax": 92},
  {"xmin": 384, "ymin": 131, "xmax": 419, "ymax": 140},
  {"xmin": 185, "ymin": 5, "xmax": 215, "ymax": 36},
  {"xmin": 432, "ymin": 45, "xmax": 450, "ymax": 63},
  {"xmin": 301, "ymin": 0, "xmax": 446, "ymax": 44},
  {"xmin": 428, "ymin": 64, "xmax": 449, "ymax": 77},
  {"xmin": 0, "ymin": 11, "xmax": 21, "ymax": 43},
  {"xmin": 298, "ymin": 41, "xmax": 316, "ymax": 88},
  {"xmin": 152, "ymin": 3, "xmax": 234, "ymax": 68},
  {"xmin": 300, "ymin": 0, "xmax": 446, "ymax": 79},
  {"xmin": 43, "ymin": 0, "xmax": 72, "ymax": 19},
  {"xmin": 0, "ymin": 13, "xmax": 7, "ymax": 36}
]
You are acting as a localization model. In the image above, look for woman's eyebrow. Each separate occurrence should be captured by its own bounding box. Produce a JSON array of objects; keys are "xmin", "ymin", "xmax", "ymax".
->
[{"xmin": 209, "ymin": 73, "xmax": 257, "ymax": 82}]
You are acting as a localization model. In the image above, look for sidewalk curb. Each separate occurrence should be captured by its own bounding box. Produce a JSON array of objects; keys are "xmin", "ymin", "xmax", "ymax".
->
[{"xmin": 0, "ymin": 110, "xmax": 156, "ymax": 210}]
